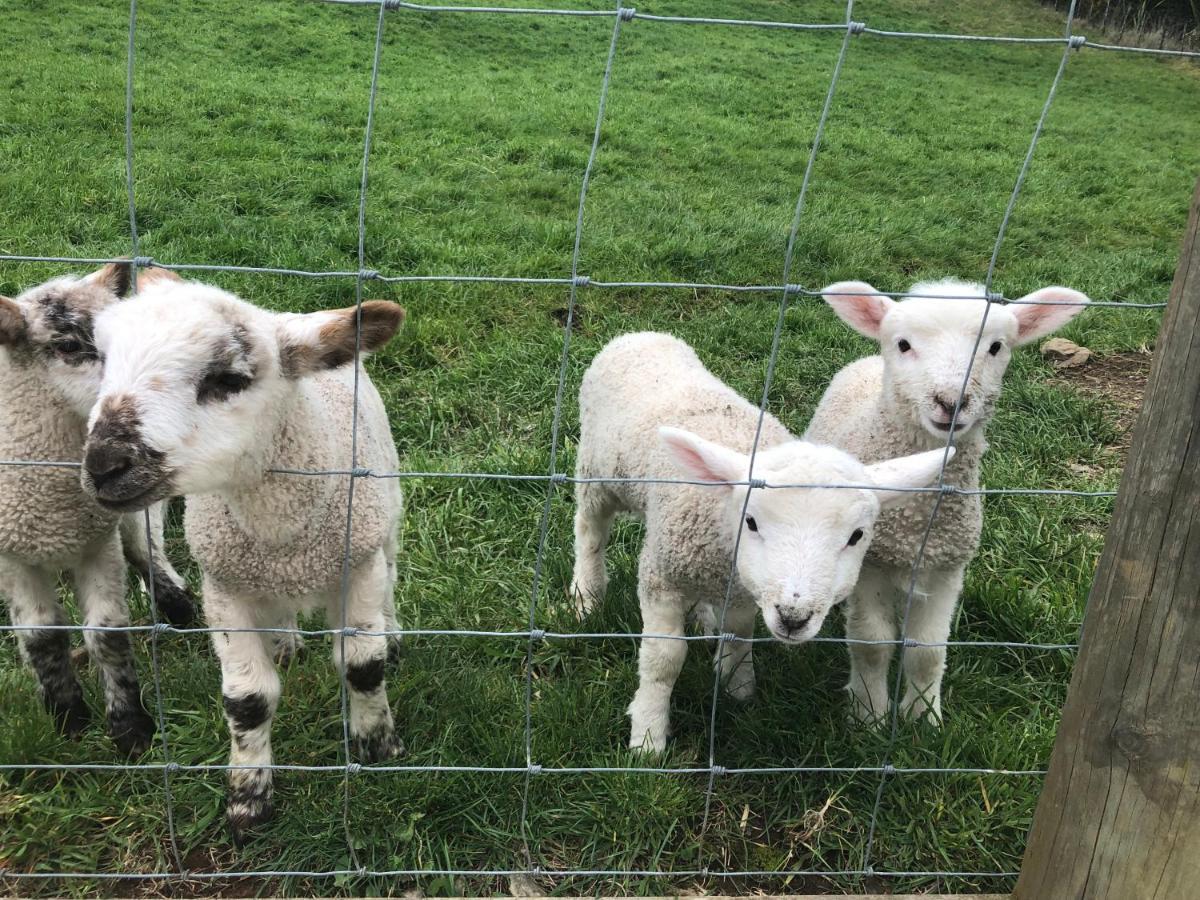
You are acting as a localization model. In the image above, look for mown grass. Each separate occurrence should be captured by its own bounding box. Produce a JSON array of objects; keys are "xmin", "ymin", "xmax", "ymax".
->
[{"xmin": 0, "ymin": 0, "xmax": 1197, "ymax": 896}]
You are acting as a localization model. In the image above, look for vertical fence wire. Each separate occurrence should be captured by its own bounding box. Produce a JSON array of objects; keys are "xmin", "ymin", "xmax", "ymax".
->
[
  {"xmin": 332, "ymin": 0, "xmax": 391, "ymax": 875},
  {"xmin": 698, "ymin": 0, "xmax": 860, "ymax": 840},
  {"xmin": 859, "ymin": 0, "xmax": 1082, "ymax": 875},
  {"xmin": 517, "ymin": 2, "xmax": 630, "ymax": 871},
  {"xmin": 124, "ymin": 0, "xmax": 186, "ymax": 877}
]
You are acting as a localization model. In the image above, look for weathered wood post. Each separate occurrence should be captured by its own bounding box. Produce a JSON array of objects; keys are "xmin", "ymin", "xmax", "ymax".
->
[{"xmin": 1015, "ymin": 178, "xmax": 1200, "ymax": 898}]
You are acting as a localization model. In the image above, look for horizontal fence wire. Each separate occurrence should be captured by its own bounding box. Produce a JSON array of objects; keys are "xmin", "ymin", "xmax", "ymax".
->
[
  {"xmin": 0, "ymin": 0, "xmax": 1163, "ymax": 889},
  {"xmin": 0, "ymin": 622, "xmax": 1081, "ymax": 651},
  {"xmin": 0, "ymin": 761, "xmax": 1048, "ymax": 775},
  {"xmin": 0, "ymin": 255, "xmax": 1170, "ymax": 306},
  {"xmin": 309, "ymin": 0, "xmax": 1200, "ymax": 61},
  {"xmin": 1, "ymin": 867, "xmax": 1020, "ymax": 880},
  {"xmin": 0, "ymin": 459, "xmax": 1122, "ymax": 497}
]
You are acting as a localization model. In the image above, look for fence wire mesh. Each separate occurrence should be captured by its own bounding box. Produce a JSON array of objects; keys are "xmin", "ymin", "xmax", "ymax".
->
[{"xmin": 0, "ymin": 0, "xmax": 1190, "ymax": 890}]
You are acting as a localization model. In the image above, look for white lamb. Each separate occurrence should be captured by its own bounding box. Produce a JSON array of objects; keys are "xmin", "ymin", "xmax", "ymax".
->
[
  {"xmin": 0, "ymin": 263, "xmax": 194, "ymax": 755},
  {"xmin": 78, "ymin": 279, "xmax": 407, "ymax": 842},
  {"xmin": 571, "ymin": 332, "xmax": 950, "ymax": 752},
  {"xmin": 804, "ymin": 278, "xmax": 1088, "ymax": 725}
]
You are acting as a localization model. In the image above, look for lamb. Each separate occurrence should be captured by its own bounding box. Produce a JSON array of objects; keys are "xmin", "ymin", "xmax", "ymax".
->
[
  {"xmin": 0, "ymin": 263, "xmax": 194, "ymax": 756},
  {"xmin": 571, "ymin": 332, "xmax": 951, "ymax": 752},
  {"xmin": 79, "ymin": 278, "xmax": 407, "ymax": 842},
  {"xmin": 804, "ymin": 278, "xmax": 1088, "ymax": 725}
]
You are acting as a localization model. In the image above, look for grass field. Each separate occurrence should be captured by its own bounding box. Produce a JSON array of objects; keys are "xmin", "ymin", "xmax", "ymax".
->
[{"xmin": 1, "ymin": 0, "xmax": 1198, "ymax": 896}]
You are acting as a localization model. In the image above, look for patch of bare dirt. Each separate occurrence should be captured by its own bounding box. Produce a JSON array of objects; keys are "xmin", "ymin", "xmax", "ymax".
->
[{"xmin": 1052, "ymin": 351, "xmax": 1153, "ymax": 453}]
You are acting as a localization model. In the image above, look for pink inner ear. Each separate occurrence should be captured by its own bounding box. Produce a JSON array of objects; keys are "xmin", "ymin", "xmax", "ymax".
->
[
  {"xmin": 667, "ymin": 442, "xmax": 720, "ymax": 482},
  {"xmin": 661, "ymin": 430, "xmax": 734, "ymax": 483},
  {"xmin": 1012, "ymin": 287, "xmax": 1088, "ymax": 342},
  {"xmin": 1016, "ymin": 305, "xmax": 1054, "ymax": 339},
  {"xmin": 823, "ymin": 282, "xmax": 891, "ymax": 339}
]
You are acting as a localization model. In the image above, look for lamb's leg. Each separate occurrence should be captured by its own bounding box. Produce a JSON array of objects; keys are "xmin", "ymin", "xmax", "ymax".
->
[
  {"xmin": 628, "ymin": 568, "xmax": 687, "ymax": 753},
  {"xmin": 75, "ymin": 532, "xmax": 155, "ymax": 756},
  {"xmin": 570, "ymin": 482, "xmax": 619, "ymax": 618},
  {"xmin": 844, "ymin": 565, "xmax": 896, "ymax": 727},
  {"xmin": 269, "ymin": 614, "xmax": 305, "ymax": 666},
  {"xmin": 382, "ymin": 524, "xmax": 403, "ymax": 665},
  {"xmin": 119, "ymin": 504, "xmax": 196, "ymax": 627},
  {"xmin": 1, "ymin": 559, "xmax": 89, "ymax": 736},
  {"xmin": 899, "ymin": 566, "xmax": 964, "ymax": 725},
  {"xmin": 716, "ymin": 599, "xmax": 756, "ymax": 703},
  {"xmin": 330, "ymin": 550, "xmax": 403, "ymax": 763},
  {"xmin": 207, "ymin": 582, "xmax": 280, "ymax": 844}
]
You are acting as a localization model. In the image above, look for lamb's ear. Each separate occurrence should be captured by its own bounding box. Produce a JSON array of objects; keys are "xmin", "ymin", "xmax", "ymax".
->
[
  {"xmin": 659, "ymin": 426, "xmax": 747, "ymax": 485},
  {"xmin": 1011, "ymin": 287, "xmax": 1089, "ymax": 345},
  {"xmin": 135, "ymin": 266, "xmax": 183, "ymax": 289},
  {"xmin": 83, "ymin": 261, "xmax": 134, "ymax": 298},
  {"xmin": 278, "ymin": 300, "xmax": 406, "ymax": 377},
  {"xmin": 864, "ymin": 447, "xmax": 953, "ymax": 509},
  {"xmin": 0, "ymin": 296, "xmax": 26, "ymax": 346},
  {"xmin": 822, "ymin": 281, "xmax": 895, "ymax": 340}
]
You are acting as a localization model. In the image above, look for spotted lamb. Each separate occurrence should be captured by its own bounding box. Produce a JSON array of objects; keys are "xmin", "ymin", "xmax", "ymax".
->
[
  {"xmin": 0, "ymin": 263, "xmax": 194, "ymax": 755},
  {"xmin": 79, "ymin": 278, "xmax": 406, "ymax": 841}
]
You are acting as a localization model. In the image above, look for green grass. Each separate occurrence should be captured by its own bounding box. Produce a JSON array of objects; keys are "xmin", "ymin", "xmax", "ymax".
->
[{"xmin": 1, "ymin": 0, "xmax": 1197, "ymax": 895}]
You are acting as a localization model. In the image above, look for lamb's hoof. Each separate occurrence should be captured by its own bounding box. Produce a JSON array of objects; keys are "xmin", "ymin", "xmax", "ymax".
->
[
  {"xmin": 50, "ymin": 695, "xmax": 92, "ymax": 738},
  {"xmin": 901, "ymin": 697, "xmax": 943, "ymax": 728},
  {"xmin": 386, "ymin": 635, "xmax": 405, "ymax": 667},
  {"xmin": 227, "ymin": 796, "xmax": 275, "ymax": 848},
  {"xmin": 152, "ymin": 575, "xmax": 198, "ymax": 627},
  {"xmin": 568, "ymin": 580, "xmax": 600, "ymax": 620},
  {"xmin": 628, "ymin": 732, "xmax": 668, "ymax": 755},
  {"xmin": 354, "ymin": 726, "xmax": 405, "ymax": 763},
  {"xmin": 725, "ymin": 676, "xmax": 756, "ymax": 704},
  {"xmin": 272, "ymin": 632, "xmax": 307, "ymax": 667},
  {"xmin": 846, "ymin": 695, "xmax": 889, "ymax": 729},
  {"xmin": 108, "ymin": 705, "xmax": 156, "ymax": 757}
]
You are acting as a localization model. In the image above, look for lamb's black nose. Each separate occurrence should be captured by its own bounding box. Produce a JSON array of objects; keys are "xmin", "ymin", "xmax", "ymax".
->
[
  {"xmin": 85, "ymin": 443, "xmax": 134, "ymax": 491},
  {"xmin": 775, "ymin": 606, "xmax": 812, "ymax": 633},
  {"xmin": 934, "ymin": 392, "xmax": 970, "ymax": 414}
]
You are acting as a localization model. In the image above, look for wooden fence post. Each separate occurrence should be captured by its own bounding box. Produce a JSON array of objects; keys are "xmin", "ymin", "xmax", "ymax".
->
[{"xmin": 1014, "ymin": 177, "xmax": 1200, "ymax": 898}]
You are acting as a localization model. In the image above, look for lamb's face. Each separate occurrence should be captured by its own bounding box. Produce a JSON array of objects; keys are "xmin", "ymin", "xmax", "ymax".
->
[
  {"xmin": 0, "ymin": 264, "xmax": 136, "ymax": 417},
  {"xmin": 733, "ymin": 454, "xmax": 880, "ymax": 643},
  {"xmin": 823, "ymin": 279, "xmax": 1089, "ymax": 441},
  {"xmin": 660, "ymin": 429, "xmax": 950, "ymax": 644},
  {"xmin": 80, "ymin": 282, "xmax": 404, "ymax": 512},
  {"xmin": 880, "ymin": 292, "xmax": 1015, "ymax": 439}
]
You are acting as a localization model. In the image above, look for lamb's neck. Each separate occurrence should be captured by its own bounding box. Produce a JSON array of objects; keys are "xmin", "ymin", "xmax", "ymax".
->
[
  {"xmin": 0, "ymin": 352, "xmax": 85, "ymax": 450},
  {"xmin": 878, "ymin": 382, "xmax": 987, "ymax": 477},
  {"xmin": 213, "ymin": 382, "xmax": 341, "ymax": 546}
]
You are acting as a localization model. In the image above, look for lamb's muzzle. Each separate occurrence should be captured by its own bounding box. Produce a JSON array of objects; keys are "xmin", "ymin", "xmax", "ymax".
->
[{"xmin": 83, "ymin": 396, "xmax": 174, "ymax": 510}]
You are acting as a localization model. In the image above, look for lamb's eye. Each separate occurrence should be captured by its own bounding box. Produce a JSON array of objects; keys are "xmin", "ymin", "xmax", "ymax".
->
[
  {"xmin": 198, "ymin": 370, "xmax": 252, "ymax": 403},
  {"xmin": 745, "ymin": 515, "xmax": 758, "ymax": 533},
  {"xmin": 897, "ymin": 339, "xmax": 912, "ymax": 353},
  {"xmin": 847, "ymin": 528, "xmax": 864, "ymax": 547},
  {"xmin": 51, "ymin": 338, "xmax": 95, "ymax": 364},
  {"xmin": 988, "ymin": 341, "xmax": 1003, "ymax": 356}
]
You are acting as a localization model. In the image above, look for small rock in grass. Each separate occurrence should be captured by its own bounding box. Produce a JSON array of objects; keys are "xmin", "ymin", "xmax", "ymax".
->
[
  {"xmin": 1041, "ymin": 337, "xmax": 1092, "ymax": 369},
  {"xmin": 509, "ymin": 873, "xmax": 544, "ymax": 897}
]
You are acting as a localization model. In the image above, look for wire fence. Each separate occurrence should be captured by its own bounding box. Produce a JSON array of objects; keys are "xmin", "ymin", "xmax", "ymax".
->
[{"xmin": 0, "ymin": 0, "xmax": 1190, "ymax": 890}]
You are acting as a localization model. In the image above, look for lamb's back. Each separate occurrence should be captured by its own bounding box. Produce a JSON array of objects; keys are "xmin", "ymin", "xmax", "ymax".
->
[{"xmin": 578, "ymin": 332, "xmax": 792, "ymax": 503}]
